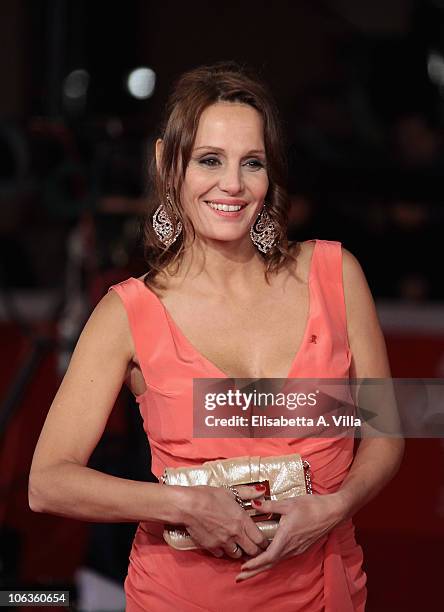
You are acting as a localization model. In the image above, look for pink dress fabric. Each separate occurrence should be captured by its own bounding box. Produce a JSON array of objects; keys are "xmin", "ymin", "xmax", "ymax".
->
[{"xmin": 108, "ymin": 239, "xmax": 367, "ymax": 612}]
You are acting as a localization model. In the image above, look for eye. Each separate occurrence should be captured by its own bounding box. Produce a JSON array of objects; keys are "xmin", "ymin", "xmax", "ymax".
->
[
  {"xmin": 199, "ymin": 156, "xmax": 221, "ymax": 167},
  {"xmin": 244, "ymin": 158, "xmax": 265, "ymax": 170}
]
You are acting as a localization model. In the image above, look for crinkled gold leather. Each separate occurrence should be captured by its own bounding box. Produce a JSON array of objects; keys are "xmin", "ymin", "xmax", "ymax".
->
[{"xmin": 161, "ymin": 453, "xmax": 310, "ymax": 550}]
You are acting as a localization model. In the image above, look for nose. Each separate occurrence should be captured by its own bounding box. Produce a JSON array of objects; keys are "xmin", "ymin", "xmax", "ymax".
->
[{"xmin": 218, "ymin": 162, "xmax": 243, "ymax": 194}]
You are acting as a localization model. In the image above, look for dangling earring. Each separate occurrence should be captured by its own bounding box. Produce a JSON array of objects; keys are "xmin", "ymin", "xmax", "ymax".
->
[
  {"xmin": 152, "ymin": 192, "xmax": 183, "ymax": 247},
  {"xmin": 250, "ymin": 203, "xmax": 277, "ymax": 253}
]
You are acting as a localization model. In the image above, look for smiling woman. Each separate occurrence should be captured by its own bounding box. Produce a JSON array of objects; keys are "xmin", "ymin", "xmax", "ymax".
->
[
  {"xmin": 142, "ymin": 61, "xmax": 291, "ymax": 287},
  {"xmin": 29, "ymin": 61, "xmax": 404, "ymax": 612},
  {"xmin": 174, "ymin": 102, "xmax": 269, "ymax": 242}
]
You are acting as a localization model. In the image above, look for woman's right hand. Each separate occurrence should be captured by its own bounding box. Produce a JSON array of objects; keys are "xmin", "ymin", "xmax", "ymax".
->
[{"xmin": 177, "ymin": 484, "xmax": 270, "ymax": 559}]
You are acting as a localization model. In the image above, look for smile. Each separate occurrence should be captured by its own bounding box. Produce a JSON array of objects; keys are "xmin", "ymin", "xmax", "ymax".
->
[{"xmin": 204, "ymin": 201, "xmax": 247, "ymax": 212}]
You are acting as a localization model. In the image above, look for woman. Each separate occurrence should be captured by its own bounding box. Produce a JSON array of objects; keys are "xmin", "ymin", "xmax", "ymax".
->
[{"xmin": 29, "ymin": 62, "xmax": 404, "ymax": 611}]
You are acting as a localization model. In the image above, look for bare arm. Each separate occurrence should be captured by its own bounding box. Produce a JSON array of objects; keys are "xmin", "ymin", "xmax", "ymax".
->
[
  {"xmin": 333, "ymin": 247, "xmax": 404, "ymax": 519},
  {"xmin": 28, "ymin": 290, "xmax": 184, "ymax": 524}
]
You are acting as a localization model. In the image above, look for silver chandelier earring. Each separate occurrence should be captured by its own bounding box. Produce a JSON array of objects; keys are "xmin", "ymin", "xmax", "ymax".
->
[
  {"xmin": 250, "ymin": 204, "xmax": 277, "ymax": 254},
  {"xmin": 152, "ymin": 192, "xmax": 183, "ymax": 247}
]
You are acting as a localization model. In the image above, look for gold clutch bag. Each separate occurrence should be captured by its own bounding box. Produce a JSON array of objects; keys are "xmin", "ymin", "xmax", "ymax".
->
[{"xmin": 159, "ymin": 453, "xmax": 312, "ymax": 550}]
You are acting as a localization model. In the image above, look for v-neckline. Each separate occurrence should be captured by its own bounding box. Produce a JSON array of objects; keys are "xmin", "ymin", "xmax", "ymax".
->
[{"xmin": 131, "ymin": 239, "xmax": 317, "ymax": 380}]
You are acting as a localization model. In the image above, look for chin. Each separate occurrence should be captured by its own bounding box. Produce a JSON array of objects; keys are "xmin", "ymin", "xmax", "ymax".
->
[{"xmin": 196, "ymin": 229, "xmax": 251, "ymax": 245}]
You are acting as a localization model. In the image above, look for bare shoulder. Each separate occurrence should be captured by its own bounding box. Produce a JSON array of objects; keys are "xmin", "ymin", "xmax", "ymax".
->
[
  {"xmin": 341, "ymin": 247, "xmax": 376, "ymax": 320},
  {"xmin": 288, "ymin": 239, "xmax": 316, "ymax": 259},
  {"xmin": 287, "ymin": 239, "xmax": 316, "ymax": 283},
  {"xmin": 77, "ymin": 289, "xmax": 135, "ymax": 363},
  {"xmin": 341, "ymin": 246, "xmax": 368, "ymax": 284}
]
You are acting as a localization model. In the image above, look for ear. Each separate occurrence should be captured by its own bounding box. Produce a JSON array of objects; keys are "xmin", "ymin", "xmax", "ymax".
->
[{"xmin": 155, "ymin": 138, "xmax": 163, "ymax": 172}]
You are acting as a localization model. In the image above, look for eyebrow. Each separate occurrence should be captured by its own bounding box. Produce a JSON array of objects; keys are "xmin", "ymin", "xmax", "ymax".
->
[{"xmin": 193, "ymin": 146, "xmax": 266, "ymax": 156}]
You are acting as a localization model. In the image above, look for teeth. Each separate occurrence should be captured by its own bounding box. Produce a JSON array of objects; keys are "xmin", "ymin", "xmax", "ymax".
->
[{"xmin": 206, "ymin": 201, "xmax": 243, "ymax": 212}]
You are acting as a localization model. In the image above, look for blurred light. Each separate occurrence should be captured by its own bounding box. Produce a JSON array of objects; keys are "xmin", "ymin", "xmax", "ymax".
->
[
  {"xmin": 427, "ymin": 51, "xmax": 444, "ymax": 86},
  {"xmin": 63, "ymin": 69, "xmax": 90, "ymax": 99},
  {"xmin": 127, "ymin": 67, "xmax": 156, "ymax": 99}
]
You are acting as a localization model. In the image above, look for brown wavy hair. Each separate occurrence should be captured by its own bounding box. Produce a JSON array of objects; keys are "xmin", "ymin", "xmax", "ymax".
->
[{"xmin": 142, "ymin": 61, "xmax": 295, "ymax": 288}]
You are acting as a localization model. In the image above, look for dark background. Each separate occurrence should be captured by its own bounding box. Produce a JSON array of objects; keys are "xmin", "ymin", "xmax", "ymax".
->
[{"xmin": 1, "ymin": 1, "xmax": 443, "ymax": 610}]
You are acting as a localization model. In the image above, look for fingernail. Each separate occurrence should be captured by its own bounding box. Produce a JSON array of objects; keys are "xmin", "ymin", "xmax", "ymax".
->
[
  {"xmin": 252, "ymin": 499, "xmax": 262, "ymax": 506},
  {"xmin": 255, "ymin": 484, "xmax": 266, "ymax": 490}
]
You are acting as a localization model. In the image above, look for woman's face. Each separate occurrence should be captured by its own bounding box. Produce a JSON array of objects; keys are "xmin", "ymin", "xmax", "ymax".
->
[{"xmin": 180, "ymin": 102, "xmax": 269, "ymax": 246}]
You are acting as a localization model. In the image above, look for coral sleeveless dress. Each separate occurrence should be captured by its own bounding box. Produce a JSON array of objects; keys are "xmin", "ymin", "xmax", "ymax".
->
[{"xmin": 108, "ymin": 239, "xmax": 367, "ymax": 612}]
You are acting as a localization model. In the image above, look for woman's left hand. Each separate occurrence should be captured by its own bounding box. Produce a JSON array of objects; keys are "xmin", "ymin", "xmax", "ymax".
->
[{"xmin": 235, "ymin": 493, "xmax": 345, "ymax": 582}]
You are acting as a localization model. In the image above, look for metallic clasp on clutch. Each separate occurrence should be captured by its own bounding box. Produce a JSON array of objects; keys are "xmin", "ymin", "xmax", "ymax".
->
[
  {"xmin": 238, "ymin": 479, "xmax": 273, "ymax": 521},
  {"xmin": 302, "ymin": 460, "xmax": 313, "ymax": 495}
]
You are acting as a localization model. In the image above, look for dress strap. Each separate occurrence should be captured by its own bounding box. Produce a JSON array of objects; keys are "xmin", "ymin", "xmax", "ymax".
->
[
  {"xmin": 108, "ymin": 278, "xmax": 141, "ymax": 332},
  {"xmin": 310, "ymin": 240, "xmax": 350, "ymax": 357},
  {"xmin": 107, "ymin": 278, "xmax": 164, "ymax": 391}
]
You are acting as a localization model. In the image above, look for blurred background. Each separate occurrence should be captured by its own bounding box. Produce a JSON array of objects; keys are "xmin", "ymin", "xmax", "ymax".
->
[{"xmin": 0, "ymin": 0, "xmax": 443, "ymax": 610}]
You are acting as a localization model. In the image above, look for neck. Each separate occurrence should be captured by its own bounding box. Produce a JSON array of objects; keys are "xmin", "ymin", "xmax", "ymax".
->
[{"xmin": 167, "ymin": 234, "xmax": 267, "ymax": 293}]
